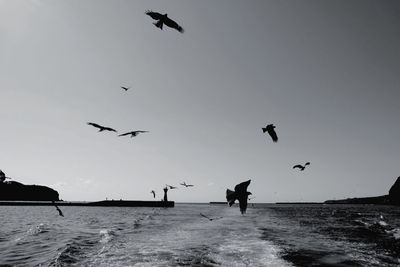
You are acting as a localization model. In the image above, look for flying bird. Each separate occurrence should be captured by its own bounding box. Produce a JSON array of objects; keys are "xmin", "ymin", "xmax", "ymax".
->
[
  {"xmin": 121, "ymin": 86, "xmax": 130, "ymax": 91},
  {"xmin": 87, "ymin": 122, "xmax": 117, "ymax": 133},
  {"xmin": 226, "ymin": 180, "xmax": 252, "ymax": 214},
  {"xmin": 180, "ymin": 182, "xmax": 194, "ymax": 187},
  {"xmin": 293, "ymin": 162, "xmax": 310, "ymax": 171},
  {"xmin": 150, "ymin": 190, "xmax": 156, "ymax": 198},
  {"xmin": 54, "ymin": 205, "xmax": 64, "ymax": 217},
  {"xmin": 200, "ymin": 213, "xmax": 223, "ymax": 221},
  {"xmin": 262, "ymin": 124, "xmax": 278, "ymax": 142},
  {"xmin": 118, "ymin": 131, "xmax": 149, "ymax": 138},
  {"xmin": 166, "ymin": 184, "xmax": 177, "ymax": 189},
  {"xmin": 145, "ymin": 10, "xmax": 184, "ymax": 33}
]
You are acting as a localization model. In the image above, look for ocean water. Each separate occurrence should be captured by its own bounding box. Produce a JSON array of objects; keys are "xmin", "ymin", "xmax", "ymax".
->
[{"xmin": 0, "ymin": 204, "xmax": 399, "ymax": 266}]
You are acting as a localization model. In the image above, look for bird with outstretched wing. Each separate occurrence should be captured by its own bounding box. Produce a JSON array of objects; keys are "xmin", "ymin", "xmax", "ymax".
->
[
  {"xmin": 145, "ymin": 10, "xmax": 184, "ymax": 33},
  {"xmin": 87, "ymin": 122, "xmax": 117, "ymax": 133},
  {"xmin": 262, "ymin": 124, "xmax": 278, "ymax": 142},
  {"xmin": 226, "ymin": 180, "xmax": 252, "ymax": 214},
  {"xmin": 118, "ymin": 131, "xmax": 149, "ymax": 138}
]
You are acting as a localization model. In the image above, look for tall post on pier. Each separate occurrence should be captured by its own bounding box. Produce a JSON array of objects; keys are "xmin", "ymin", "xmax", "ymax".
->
[{"xmin": 163, "ymin": 187, "xmax": 168, "ymax": 202}]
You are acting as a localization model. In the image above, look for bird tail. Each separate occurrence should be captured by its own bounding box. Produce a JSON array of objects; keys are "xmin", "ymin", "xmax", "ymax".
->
[
  {"xmin": 226, "ymin": 189, "xmax": 237, "ymax": 206},
  {"xmin": 154, "ymin": 21, "xmax": 163, "ymax": 30},
  {"xmin": 262, "ymin": 127, "xmax": 267, "ymax": 133}
]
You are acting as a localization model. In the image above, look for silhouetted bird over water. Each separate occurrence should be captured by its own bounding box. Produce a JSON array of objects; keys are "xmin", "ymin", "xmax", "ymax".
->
[
  {"xmin": 262, "ymin": 124, "xmax": 278, "ymax": 142},
  {"xmin": 54, "ymin": 204, "xmax": 64, "ymax": 217},
  {"xmin": 293, "ymin": 162, "xmax": 310, "ymax": 171},
  {"xmin": 226, "ymin": 180, "xmax": 252, "ymax": 214},
  {"xmin": 145, "ymin": 11, "xmax": 184, "ymax": 33},
  {"xmin": 121, "ymin": 86, "xmax": 130, "ymax": 91},
  {"xmin": 150, "ymin": 190, "xmax": 156, "ymax": 198},
  {"xmin": 118, "ymin": 131, "xmax": 149, "ymax": 138},
  {"xmin": 87, "ymin": 122, "xmax": 117, "ymax": 133},
  {"xmin": 180, "ymin": 182, "xmax": 194, "ymax": 187},
  {"xmin": 200, "ymin": 213, "xmax": 223, "ymax": 221}
]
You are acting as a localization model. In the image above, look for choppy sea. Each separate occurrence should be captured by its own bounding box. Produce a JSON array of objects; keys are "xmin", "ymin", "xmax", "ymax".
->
[{"xmin": 0, "ymin": 204, "xmax": 399, "ymax": 266}]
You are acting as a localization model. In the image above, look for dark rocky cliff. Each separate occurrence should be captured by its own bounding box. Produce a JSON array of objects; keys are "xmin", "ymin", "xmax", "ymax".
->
[
  {"xmin": 0, "ymin": 181, "xmax": 59, "ymax": 201},
  {"xmin": 388, "ymin": 176, "xmax": 400, "ymax": 205},
  {"xmin": 325, "ymin": 176, "xmax": 400, "ymax": 205}
]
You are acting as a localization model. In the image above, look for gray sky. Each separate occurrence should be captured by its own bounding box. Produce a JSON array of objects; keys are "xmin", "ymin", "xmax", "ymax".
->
[{"xmin": 1, "ymin": 0, "xmax": 399, "ymax": 202}]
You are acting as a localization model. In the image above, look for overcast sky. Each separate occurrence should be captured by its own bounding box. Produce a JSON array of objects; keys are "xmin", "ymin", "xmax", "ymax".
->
[{"xmin": 1, "ymin": 0, "xmax": 399, "ymax": 202}]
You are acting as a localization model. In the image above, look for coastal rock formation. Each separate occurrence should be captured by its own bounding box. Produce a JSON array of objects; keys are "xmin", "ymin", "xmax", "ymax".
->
[
  {"xmin": 388, "ymin": 176, "xmax": 400, "ymax": 205},
  {"xmin": 325, "ymin": 176, "xmax": 400, "ymax": 205},
  {"xmin": 0, "ymin": 180, "xmax": 59, "ymax": 201}
]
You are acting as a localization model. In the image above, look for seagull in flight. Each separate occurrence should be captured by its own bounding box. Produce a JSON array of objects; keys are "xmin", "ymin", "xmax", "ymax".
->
[
  {"xmin": 262, "ymin": 124, "xmax": 278, "ymax": 142},
  {"xmin": 166, "ymin": 184, "xmax": 177, "ymax": 189},
  {"xmin": 150, "ymin": 190, "xmax": 156, "ymax": 198},
  {"xmin": 121, "ymin": 86, "xmax": 130, "ymax": 91},
  {"xmin": 145, "ymin": 10, "xmax": 184, "ymax": 33},
  {"xmin": 180, "ymin": 182, "xmax": 194, "ymax": 187},
  {"xmin": 87, "ymin": 122, "xmax": 117, "ymax": 133},
  {"xmin": 226, "ymin": 180, "xmax": 252, "ymax": 214},
  {"xmin": 54, "ymin": 204, "xmax": 64, "ymax": 217},
  {"xmin": 118, "ymin": 131, "xmax": 149, "ymax": 138},
  {"xmin": 200, "ymin": 213, "xmax": 223, "ymax": 221},
  {"xmin": 293, "ymin": 162, "xmax": 310, "ymax": 171}
]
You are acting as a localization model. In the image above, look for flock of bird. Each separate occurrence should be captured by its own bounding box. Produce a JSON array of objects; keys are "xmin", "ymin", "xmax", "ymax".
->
[{"xmin": 58, "ymin": 10, "xmax": 309, "ymax": 217}]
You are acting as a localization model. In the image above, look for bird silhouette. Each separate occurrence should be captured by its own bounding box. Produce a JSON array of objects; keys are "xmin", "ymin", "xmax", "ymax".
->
[
  {"xmin": 150, "ymin": 190, "xmax": 156, "ymax": 198},
  {"xmin": 226, "ymin": 180, "xmax": 252, "ymax": 214},
  {"xmin": 262, "ymin": 124, "xmax": 278, "ymax": 142},
  {"xmin": 166, "ymin": 184, "xmax": 177, "ymax": 189},
  {"xmin": 200, "ymin": 213, "xmax": 223, "ymax": 221},
  {"xmin": 145, "ymin": 11, "xmax": 184, "ymax": 33},
  {"xmin": 293, "ymin": 162, "xmax": 310, "ymax": 171},
  {"xmin": 54, "ymin": 204, "xmax": 64, "ymax": 217},
  {"xmin": 121, "ymin": 86, "xmax": 130, "ymax": 91},
  {"xmin": 118, "ymin": 131, "xmax": 149, "ymax": 138},
  {"xmin": 87, "ymin": 122, "xmax": 117, "ymax": 133},
  {"xmin": 180, "ymin": 182, "xmax": 194, "ymax": 187}
]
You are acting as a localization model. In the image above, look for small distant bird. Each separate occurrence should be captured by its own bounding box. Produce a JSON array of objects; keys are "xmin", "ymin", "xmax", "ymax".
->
[
  {"xmin": 293, "ymin": 162, "xmax": 310, "ymax": 171},
  {"xmin": 166, "ymin": 184, "xmax": 177, "ymax": 189},
  {"xmin": 262, "ymin": 124, "xmax": 278, "ymax": 142},
  {"xmin": 54, "ymin": 204, "xmax": 64, "ymax": 217},
  {"xmin": 87, "ymin": 122, "xmax": 117, "ymax": 133},
  {"xmin": 121, "ymin": 86, "xmax": 130, "ymax": 91},
  {"xmin": 150, "ymin": 190, "xmax": 156, "ymax": 198},
  {"xmin": 118, "ymin": 131, "xmax": 149, "ymax": 138},
  {"xmin": 226, "ymin": 180, "xmax": 252, "ymax": 214},
  {"xmin": 200, "ymin": 213, "xmax": 222, "ymax": 221},
  {"xmin": 145, "ymin": 10, "xmax": 184, "ymax": 33},
  {"xmin": 180, "ymin": 182, "xmax": 194, "ymax": 187}
]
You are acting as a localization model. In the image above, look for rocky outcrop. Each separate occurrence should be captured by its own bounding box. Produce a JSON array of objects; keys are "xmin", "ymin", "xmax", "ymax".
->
[
  {"xmin": 0, "ymin": 181, "xmax": 59, "ymax": 201},
  {"xmin": 388, "ymin": 176, "xmax": 400, "ymax": 205},
  {"xmin": 325, "ymin": 176, "xmax": 400, "ymax": 205}
]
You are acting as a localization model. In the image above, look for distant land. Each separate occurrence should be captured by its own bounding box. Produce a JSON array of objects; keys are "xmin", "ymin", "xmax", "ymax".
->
[
  {"xmin": 324, "ymin": 176, "xmax": 400, "ymax": 205},
  {"xmin": 0, "ymin": 180, "xmax": 59, "ymax": 201}
]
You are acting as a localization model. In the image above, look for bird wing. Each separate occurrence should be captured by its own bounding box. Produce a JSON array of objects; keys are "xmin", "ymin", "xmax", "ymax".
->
[
  {"xmin": 145, "ymin": 10, "xmax": 164, "ymax": 20},
  {"xmin": 134, "ymin": 131, "xmax": 149, "ymax": 134},
  {"xmin": 234, "ymin": 180, "xmax": 251, "ymax": 194},
  {"xmin": 118, "ymin": 132, "xmax": 131, "ymax": 137},
  {"xmin": 103, "ymin": 127, "xmax": 117, "ymax": 132},
  {"xmin": 293, "ymin": 165, "xmax": 302, "ymax": 169},
  {"xmin": 200, "ymin": 213, "xmax": 211, "ymax": 220},
  {"xmin": 163, "ymin": 16, "xmax": 184, "ymax": 33},
  {"xmin": 267, "ymin": 127, "xmax": 278, "ymax": 142},
  {"xmin": 238, "ymin": 195, "xmax": 249, "ymax": 214},
  {"xmin": 87, "ymin": 122, "xmax": 102, "ymax": 129},
  {"xmin": 305, "ymin": 162, "xmax": 310, "ymax": 166},
  {"xmin": 226, "ymin": 189, "xmax": 237, "ymax": 206}
]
